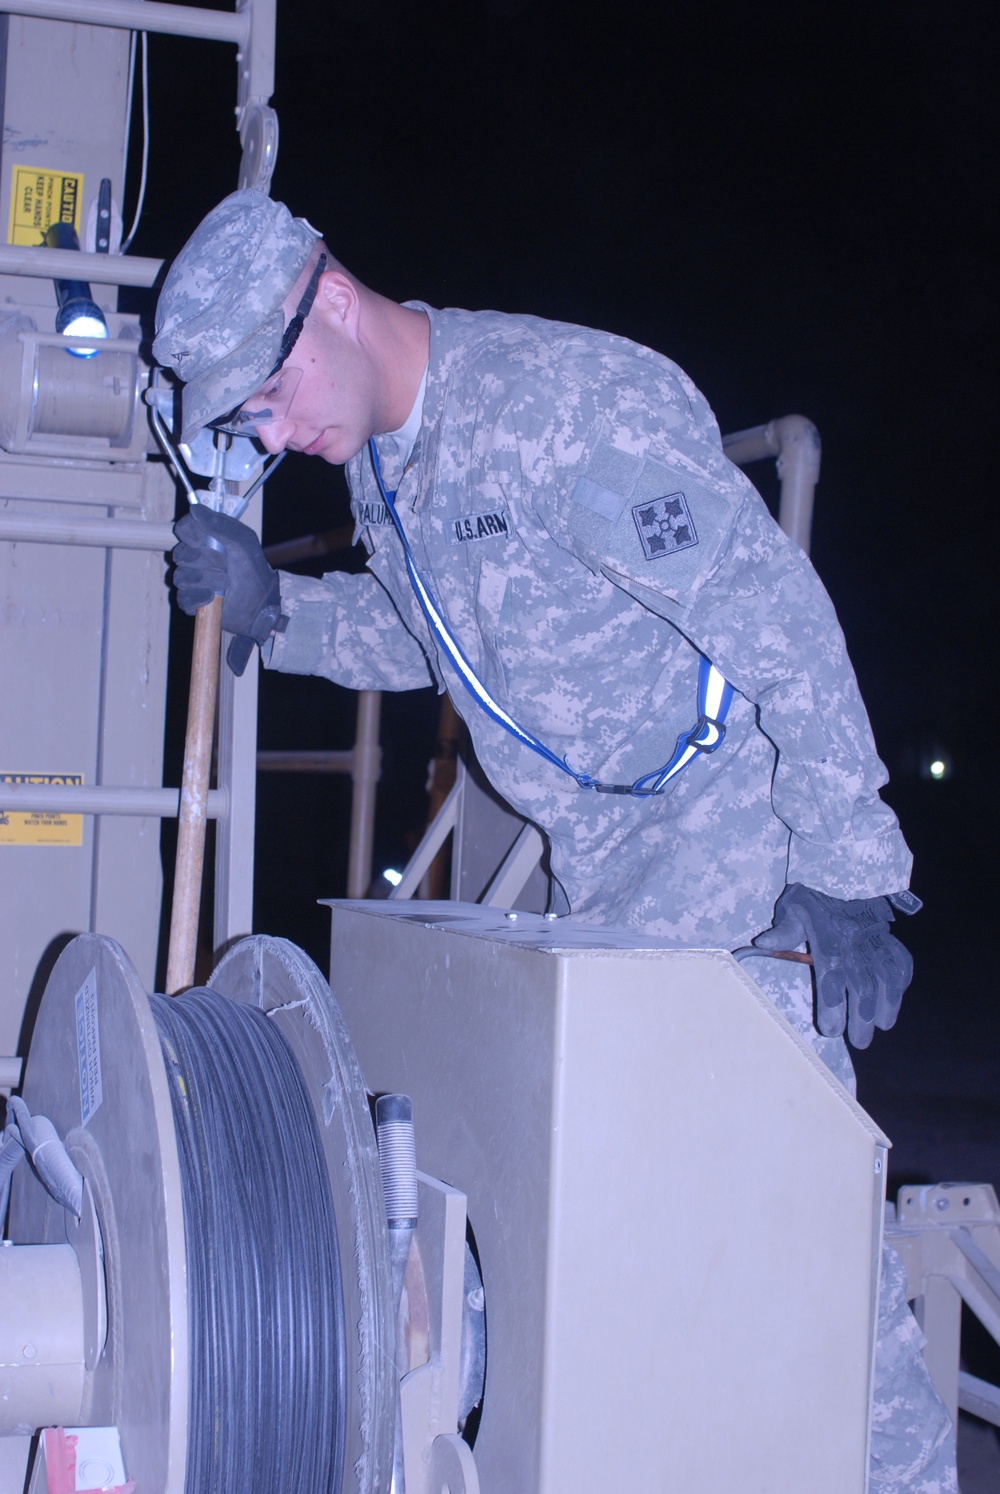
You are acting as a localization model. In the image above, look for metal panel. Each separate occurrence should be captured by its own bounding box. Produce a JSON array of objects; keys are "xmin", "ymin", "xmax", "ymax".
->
[
  {"xmin": 0, "ymin": 458, "xmax": 173, "ymax": 1048},
  {"xmin": 1, "ymin": 506, "xmax": 103, "ymax": 1051},
  {"xmin": 88, "ymin": 465, "xmax": 174, "ymax": 979},
  {"xmin": 0, "ymin": 11, "xmax": 132, "ymax": 309},
  {"xmin": 0, "ymin": 0, "xmax": 162, "ymax": 1054},
  {"xmin": 0, "ymin": 456, "xmax": 147, "ymax": 508},
  {"xmin": 0, "ymin": 0, "xmax": 275, "ymax": 1047},
  {"xmin": 328, "ymin": 901, "xmax": 887, "ymax": 1494}
]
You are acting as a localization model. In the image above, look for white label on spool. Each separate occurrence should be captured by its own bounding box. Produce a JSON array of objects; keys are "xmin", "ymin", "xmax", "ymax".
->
[{"xmin": 75, "ymin": 968, "xmax": 103, "ymax": 1126}]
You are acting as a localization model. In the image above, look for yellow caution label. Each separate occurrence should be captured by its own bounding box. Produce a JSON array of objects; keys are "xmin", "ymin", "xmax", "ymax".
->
[
  {"xmin": 0, "ymin": 772, "xmax": 84, "ymax": 846},
  {"xmin": 7, "ymin": 166, "xmax": 84, "ymax": 246}
]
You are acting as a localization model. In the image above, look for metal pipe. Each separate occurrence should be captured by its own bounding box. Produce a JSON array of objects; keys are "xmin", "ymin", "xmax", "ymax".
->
[
  {"xmin": 958, "ymin": 1370, "xmax": 1000, "ymax": 1430},
  {"xmin": 0, "ymin": 1244, "xmax": 85, "ymax": 1435},
  {"xmin": 953, "ymin": 1227, "xmax": 1000, "ymax": 1306},
  {"xmin": 722, "ymin": 414, "xmax": 821, "ymax": 556},
  {"xmin": 375, "ymin": 1093, "xmax": 417, "ymax": 1494},
  {"xmin": 721, "ymin": 423, "xmax": 779, "ymax": 467},
  {"xmin": 346, "ymin": 691, "xmax": 382, "ymax": 899},
  {"xmin": 256, "ymin": 750, "xmax": 354, "ymax": 773},
  {"xmin": 0, "ymin": 514, "xmax": 175, "ymax": 551},
  {"xmin": 148, "ymin": 404, "xmax": 196, "ymax": 503},
  {"xmin": 771, "ymin": 415, "xmax": 821, "ymax": 554},
  {"xmin": 3, "ymin": 0, "xmax": 246, "ymax": 44},
  {"xmin": 0, "ymin": 784, "xmax": 226, "ymax": 817},
  {"xmin": 0, "ymin": 245, "xmax": 162, "ymax": 287}
]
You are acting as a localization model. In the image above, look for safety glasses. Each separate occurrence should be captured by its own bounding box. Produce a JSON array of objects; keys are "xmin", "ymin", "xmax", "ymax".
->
[{"xmin": 212, "ymin": 251, "xmax": 328, "ymax": 437}]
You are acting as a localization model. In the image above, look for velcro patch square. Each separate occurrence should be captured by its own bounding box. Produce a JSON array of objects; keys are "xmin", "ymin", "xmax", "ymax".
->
[{"xmin": 632, "ymin": 493, "xmax": 698, "ymax": 560}]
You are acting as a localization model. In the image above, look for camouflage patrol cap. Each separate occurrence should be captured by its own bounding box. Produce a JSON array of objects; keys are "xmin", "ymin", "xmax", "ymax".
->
[{"xmin": 153, "ymin": 190, "xmax": 320, "ymax": 441}]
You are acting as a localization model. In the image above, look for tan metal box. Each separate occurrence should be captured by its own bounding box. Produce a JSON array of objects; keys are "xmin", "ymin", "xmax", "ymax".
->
[{"xmin": 328, "ymin": 900, "xmax": 888, "ymax": 1494}]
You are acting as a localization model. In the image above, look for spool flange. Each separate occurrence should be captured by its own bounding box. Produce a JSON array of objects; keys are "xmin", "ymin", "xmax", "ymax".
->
[
  {"xmin": 11, "ymin": 932, "xmax": 395, "ymax": 1494},
  {"xmin": 11, "ymin": 934, "xmax": 188, "ymax": 1492}
]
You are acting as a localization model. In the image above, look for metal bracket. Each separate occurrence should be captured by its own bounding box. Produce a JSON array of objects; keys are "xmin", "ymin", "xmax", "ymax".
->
[
  {"xmin": 398, "ymin": 1174, "xmax": 482, "ymax": 1494},
  {"xmin": 238, "ymin": 103, "xmax": 279, "ymax": 194},
  {"xmin": 886, "ymin": 1181, "xmax": 1000, "ymax": 1428}
]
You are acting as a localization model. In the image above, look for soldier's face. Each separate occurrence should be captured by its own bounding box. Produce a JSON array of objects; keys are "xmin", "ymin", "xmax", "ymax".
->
[
  {"xmin": 253, "ymin": 321, "xmax": 375, "ymax": 463},
  {"xmin": 253, "ymin": 268, "xmax": 380, "ymax": 465}
]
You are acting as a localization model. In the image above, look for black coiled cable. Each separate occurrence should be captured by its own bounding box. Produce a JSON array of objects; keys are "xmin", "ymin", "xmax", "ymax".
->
[{"xmin": 151, "ymin": 988, "xmax": 347, "ymax": 1494}]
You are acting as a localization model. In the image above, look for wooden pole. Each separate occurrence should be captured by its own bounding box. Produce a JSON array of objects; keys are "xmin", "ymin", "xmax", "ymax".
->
[
  {"xmin": 346, "ymin": 690, "xmax": 382, "ymax": 899},
  {"xmin": 165, "ymin": 594, "xmax": 224, "ymax": 994},
  {"xmin": 421, "ymin": 695, "xmax": 463, "ymax": 900}
]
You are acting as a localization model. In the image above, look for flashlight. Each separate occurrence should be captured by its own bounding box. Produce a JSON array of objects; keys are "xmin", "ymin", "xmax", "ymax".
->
[{"xmin": 44, "ymin": 222, "xmax": 109, "ymax": 356}]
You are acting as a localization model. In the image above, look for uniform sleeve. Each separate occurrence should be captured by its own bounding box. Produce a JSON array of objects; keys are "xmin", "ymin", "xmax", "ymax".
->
[
  {"xmin": 525, "ymin": 363, "xmax": 912, "ymax": 901},
  {"xmin": 658, "ymin": 487, "xmax": 913, "ymax": 899},
  {"xmin": 263, "ymin": 568, "xmax": 436, "ymax": 692}
]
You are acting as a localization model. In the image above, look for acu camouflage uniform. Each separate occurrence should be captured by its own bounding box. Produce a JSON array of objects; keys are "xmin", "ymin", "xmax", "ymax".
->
[
  {"xmin": 269, "ymin": 306, "xmax": 909, "ymax": 934},
  {"xmin": 265, "ymin": 305, "xmax": 956, "ymax": 1492}
]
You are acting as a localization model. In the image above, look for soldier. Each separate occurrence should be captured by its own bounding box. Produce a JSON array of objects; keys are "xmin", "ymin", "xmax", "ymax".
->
[{"xmin": 154, "ymin": 190, "xmax": 956, "ymax": 1491}]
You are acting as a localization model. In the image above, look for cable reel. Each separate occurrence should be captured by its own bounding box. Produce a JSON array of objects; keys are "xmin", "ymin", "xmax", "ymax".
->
[{"xmin": 3, "ymin": 933, "xmax": 396, "ymax": 1493}]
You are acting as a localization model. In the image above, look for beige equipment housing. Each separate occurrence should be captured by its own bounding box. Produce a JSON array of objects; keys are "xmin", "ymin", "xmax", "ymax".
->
[{"xmin": 327, "ymin": 900, "xmax": 888, "ymax": 1494}]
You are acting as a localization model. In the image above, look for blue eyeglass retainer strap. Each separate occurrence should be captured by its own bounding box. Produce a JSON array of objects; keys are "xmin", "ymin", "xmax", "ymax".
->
[{"xmin": 367, "ymin": 438, "xmax": 733, "ymax": 797}]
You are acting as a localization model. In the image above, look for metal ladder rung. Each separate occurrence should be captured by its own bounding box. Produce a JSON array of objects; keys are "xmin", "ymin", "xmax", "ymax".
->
[
  {"xmin": 257, "ymin": 750, "xmax": 355, "ymax": 774},
  {"xmin": 0, "ymin": 514, "xmax": 176, "ymax": 551},
  {"xmin": 0, "ymin": 785, "xmax": 227, "ymax": 818},
  {"xmin": 0, "ymin": 246, "xmax": 163, "ymax": 285},
  {"xmin": 4, "ymin": 0, "xmax": 246, "ymax": 45}
]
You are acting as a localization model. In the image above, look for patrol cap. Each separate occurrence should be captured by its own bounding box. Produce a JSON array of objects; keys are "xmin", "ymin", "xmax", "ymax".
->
[{"xmin": 153, "ymin": 190, "xmax": 320, "ymax": 441}]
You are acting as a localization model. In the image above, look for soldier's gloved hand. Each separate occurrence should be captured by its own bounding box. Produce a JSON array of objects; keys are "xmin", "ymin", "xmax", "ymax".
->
[
  {"xmin": 753, "ymin": 882, "xmax": 916, "ymax": 1049},
  {"xmin": 172, "ymin": 505, "xmax": 283, "ymax": 676}
]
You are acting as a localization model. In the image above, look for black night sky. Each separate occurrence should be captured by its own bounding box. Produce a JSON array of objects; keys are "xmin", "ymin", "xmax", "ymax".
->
[{"xmin": 131, "ymin": 2, "xmax": 997, "ymax": 1214}]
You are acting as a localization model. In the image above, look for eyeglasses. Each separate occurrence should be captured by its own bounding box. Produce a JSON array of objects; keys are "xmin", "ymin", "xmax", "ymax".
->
[{"xmin": 212, "ymin": 252, "xmax": 328, "ymax": 436}]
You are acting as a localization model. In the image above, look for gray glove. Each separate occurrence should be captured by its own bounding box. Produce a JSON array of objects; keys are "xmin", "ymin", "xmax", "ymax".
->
[
  {"xmin": 172, "ymin": 505, "xmax": 284, "ymax": 676},
  {"xmin": 753, "ymin": 882, "xmax": 917, "ymax": 1049}
]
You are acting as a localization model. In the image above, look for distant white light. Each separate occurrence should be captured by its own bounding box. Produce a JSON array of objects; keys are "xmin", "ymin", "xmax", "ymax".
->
[
  {"xmin": 382, "ymin": 867, "xmax": 403, "ymax": 887},
  {"xmin": 929, "ymin": 759, "xmax": 946, "ymax": 780}
]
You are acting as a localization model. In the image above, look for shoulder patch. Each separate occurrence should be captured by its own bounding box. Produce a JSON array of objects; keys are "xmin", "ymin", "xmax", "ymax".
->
[
  {"xmin": 632, "ymin": 493, "xmax": 698, "ymax": 559},
  {"xmin": 564, "ymin": 439, "xmax": 742, "ymax": 607},
  {"xmin": 448, "ymin": 507, "xmax": 511, "ymax": 545}
]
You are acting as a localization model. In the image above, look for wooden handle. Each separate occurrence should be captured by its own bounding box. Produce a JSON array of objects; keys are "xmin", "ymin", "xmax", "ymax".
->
[
  {"xmin": 422, "ymin": 694, "xmax": 463, "ymax": 900},
  {"xmin": 165, "ymin": 595, "xmax": 224, "ymax": 994},
  {"xmin": 733, "ymin": 946, "xmax": 815, "ymax": 966}
]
